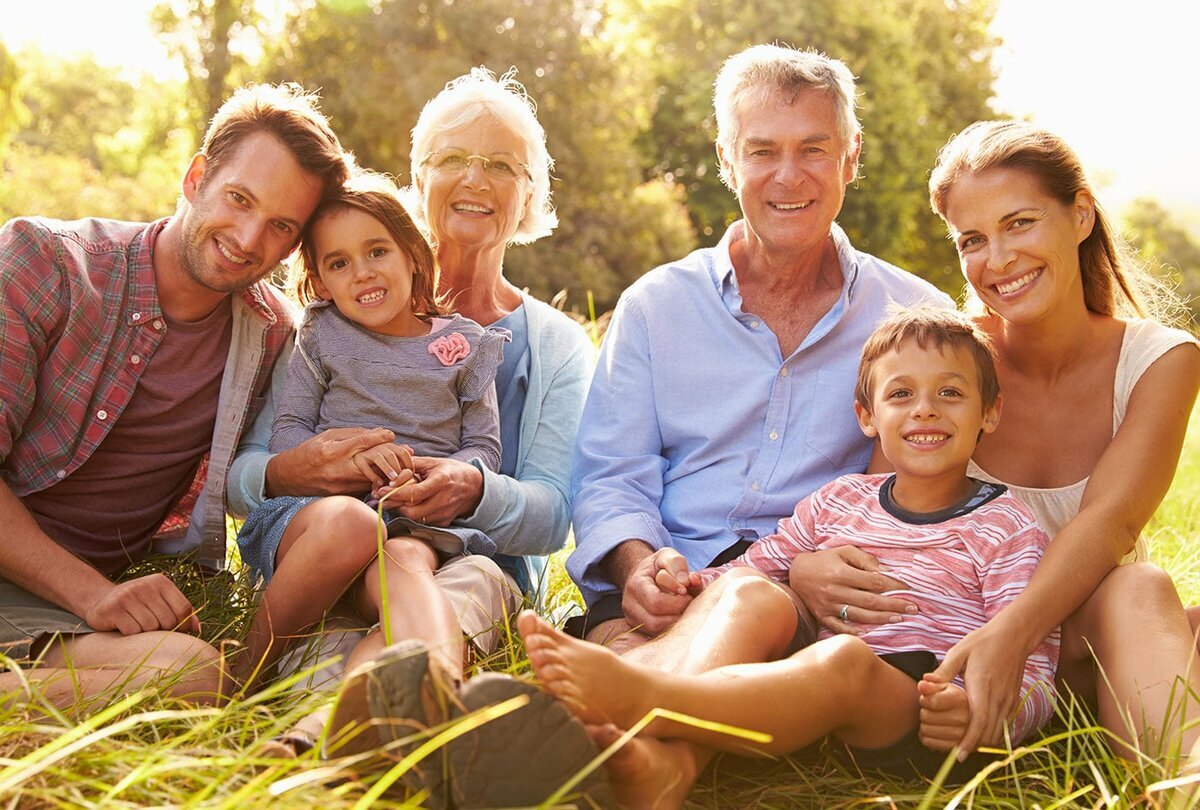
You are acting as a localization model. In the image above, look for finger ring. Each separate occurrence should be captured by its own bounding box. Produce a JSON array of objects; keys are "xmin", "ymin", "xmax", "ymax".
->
[{"xmin": 839, "ymin": 604, "xmax": 850, "ymax": 622}]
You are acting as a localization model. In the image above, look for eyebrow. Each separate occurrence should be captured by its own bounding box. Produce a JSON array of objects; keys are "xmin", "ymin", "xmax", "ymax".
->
[
  {"xmin": 742, "ymin": 133, "xmax": 832, "ymax": 148},
  {"xmin": 227, "ymin": 182, "xmax": 306, "ymax": 232},
  {"xmin": 954, "ymin": 207, "xmax": 1042, "ymax": 238}
]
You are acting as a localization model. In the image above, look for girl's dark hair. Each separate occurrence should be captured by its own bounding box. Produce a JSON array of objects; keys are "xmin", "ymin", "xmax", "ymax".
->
[{"xmin": 295, "ymin": 171, "xmax": 447, "ymax": 318}]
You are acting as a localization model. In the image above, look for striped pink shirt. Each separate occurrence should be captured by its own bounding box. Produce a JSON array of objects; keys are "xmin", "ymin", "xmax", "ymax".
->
[{"xmin": 698, "ymin": 473, "xmax": 1058, "ymax": 743}]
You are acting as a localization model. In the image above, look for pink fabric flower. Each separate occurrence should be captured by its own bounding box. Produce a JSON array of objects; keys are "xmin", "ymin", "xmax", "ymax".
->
[{"xmin": 428, "ymin": 332, "xmax": 471, "ymax": 366}]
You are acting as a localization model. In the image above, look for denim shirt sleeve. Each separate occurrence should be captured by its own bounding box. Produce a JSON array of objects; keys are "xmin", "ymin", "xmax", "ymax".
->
[
  {"xmin": 226, "ymin": 339, "xmax": 293, "ymax": 518},
  {"xmin": 567, "ymin": 292, "xmax": 674, "ymax": 605}
]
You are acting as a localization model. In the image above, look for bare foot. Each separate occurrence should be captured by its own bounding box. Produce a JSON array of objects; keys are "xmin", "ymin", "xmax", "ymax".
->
[
  {"xmin": 589, "ymin": 723, "xmax": 697, "ymax": 810},
  {"xmin": 517, "ymin": 610, "xmax": 665, "ymax": 728},
  {"xmin": 917, "ymin": 673, "xmax": 969, "ymax": 752}
]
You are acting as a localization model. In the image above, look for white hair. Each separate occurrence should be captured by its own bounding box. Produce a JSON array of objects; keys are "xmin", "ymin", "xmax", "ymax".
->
[
  {"xmin": 406, "ymin": 67, "xmax": 556, "ymax": 244},
  {"xmin": 713, "ymin": 44, "xmax": 861, "ymax": 187}
]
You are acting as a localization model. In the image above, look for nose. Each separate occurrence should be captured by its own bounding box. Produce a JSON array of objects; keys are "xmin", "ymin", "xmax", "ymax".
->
[
  {"xmin": 986, "ymin": 235, "xmax": 1015, "ymax": 272},
  {"xmin": 233, "ymin": 215, "xmax": 268, "ymax": 257},
  {"xmin": 910, "ymin": 391, "xmax": 939, "ymax": 419},
  {"xmin": 462, "ymin": 158, "xmax": 490, "ymax": 189},
  {"xmin": 773, "ymin": 153, "xmax": 806, "ymax": 186}
]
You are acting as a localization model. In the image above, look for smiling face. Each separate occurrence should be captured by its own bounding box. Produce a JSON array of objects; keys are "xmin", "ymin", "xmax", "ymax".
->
[
  {"xmin": 179, "ymin": 130, "xmax": 323, "ymax": 294},
  {"xmin": 309, "ymin": 206, "xmax": 425, "ymax": 337},
  {"xmin": 718, "ymin": 87, "xmax": 859, "ymax": 258},
  {"xmin": 418, "ymin": 113, "xmax": 532, "ymax": 254},
  {"xmin": 942, "ymin": 167, "xmax": 1095, "ymax": 324},
  {"xmin": 856, "ymin": 339, "xmax": 1000, "ymax": 493}
]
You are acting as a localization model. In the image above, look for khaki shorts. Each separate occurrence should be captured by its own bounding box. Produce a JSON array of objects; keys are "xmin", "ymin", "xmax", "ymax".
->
[
  {"xmin": 0, "ymin": 578, "xmax": 92, "ymax": 664},
  {"xmin": 277, "ymin": 554, "xmax": 523, "ymax": 690}
]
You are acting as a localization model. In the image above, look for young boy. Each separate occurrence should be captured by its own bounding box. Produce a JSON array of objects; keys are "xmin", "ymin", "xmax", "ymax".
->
[{"xmin": 518, "ymin": 307, "xmax": 1059, "ymax": 779}]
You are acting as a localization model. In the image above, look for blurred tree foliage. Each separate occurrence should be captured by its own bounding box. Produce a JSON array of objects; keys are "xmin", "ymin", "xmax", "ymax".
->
[
  {"xmin": 4, "ymin": 0, "xmax": 1002, "ymax": 307},
  {"xmin": 0, "ymin": 51, "xmax": 190, "ymax": 222},
  {"xmin": 1124, "ymin": 198, "xmax": 1200, "ymax": 321}
]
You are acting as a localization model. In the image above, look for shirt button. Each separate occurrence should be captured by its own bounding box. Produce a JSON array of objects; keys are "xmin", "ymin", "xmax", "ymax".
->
[
  {"xmin": 153, "ymin": 319, "xmax": 165, "ymax": 331},
  {"xmin": 130, "ymin": 355, "xmax": 142, "ymax": 365},
  {"xmin": 56, "ymin": 469, "xmax": 67, "ymax": 479},
  {"xmin": 769, "ymin": 431, "xmax": 779, "ymax": 441},
  {"xmin": 97, "ymin": 409, "xmax": 109, "ymax": 421},
  {"xmin": 750, "ymin": 320, "xmax": 760, "ymax": 329},
  {"xmin": 780, "ymin": 368, "xmax": 789, "ymax": 377},
  {"xmin": 751, "ymin": 481, "xmax": 760, "ymax": 491},
  {"xmin": 132, "ymin": 312, "xmax": 142, "ymax": 322}
]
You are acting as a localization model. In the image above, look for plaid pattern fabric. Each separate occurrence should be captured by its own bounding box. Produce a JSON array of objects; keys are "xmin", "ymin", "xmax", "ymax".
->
[{"xmin": 0, "ymin": 216, "xmax": 294, "ymax": 564}]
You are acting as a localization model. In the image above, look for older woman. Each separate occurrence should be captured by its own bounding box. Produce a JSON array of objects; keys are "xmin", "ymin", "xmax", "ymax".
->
[
  {"xmin": 226, "ymin": 69, "xmax": 594, "ymax": 798},
  {"xmin": 790, "ymin": 120, "xmax": 1200, "ymax": 762}
]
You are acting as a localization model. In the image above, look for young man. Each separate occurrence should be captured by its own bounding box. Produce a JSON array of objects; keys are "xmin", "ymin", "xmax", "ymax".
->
[{"xmin": 0, "ymin": 83, "xmax": 349, "ymax": 707}]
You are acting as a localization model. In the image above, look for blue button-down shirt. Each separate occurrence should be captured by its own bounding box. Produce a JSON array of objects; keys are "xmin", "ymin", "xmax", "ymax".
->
[{"xmin": 567, "ymin": 221, "xmax": 954, "ymax": 606}]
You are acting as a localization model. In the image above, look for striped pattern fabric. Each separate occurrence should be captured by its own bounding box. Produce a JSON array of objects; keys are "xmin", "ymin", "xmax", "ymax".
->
[{"xmin": 698, "ymin": 473, "xmax": 1058, "ymax": 742}]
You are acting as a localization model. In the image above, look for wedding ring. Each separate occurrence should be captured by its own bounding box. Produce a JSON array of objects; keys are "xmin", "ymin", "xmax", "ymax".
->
[{"xmin": 839, "ymin": 604, "xmax": 850, "ymax": 623}]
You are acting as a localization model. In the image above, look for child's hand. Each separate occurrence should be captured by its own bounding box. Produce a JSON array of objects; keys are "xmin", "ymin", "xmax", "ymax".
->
[
  {"xmin": 918, "ymin": 671, "xmax": 972, "ymax": 756},
  {"xmin": 652, "ymin": 555, "xmax": 692, "ymax": 596},
  {"xmin": 352, "ymin": 443, "xmax": 414, "ymax": 490}
]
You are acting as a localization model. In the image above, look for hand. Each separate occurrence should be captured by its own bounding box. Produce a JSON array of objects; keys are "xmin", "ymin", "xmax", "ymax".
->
[
  {"xmin": 918, "ymin": 672, "xmax": 970, "ymax": 752},
  {"xmin": 930, "ymin": 620, "xmax": 1026, "ymax": 755},
  {"xmin": 265, "ymin": 427, "xmax": 396, "ymax": 497},
  {"xmin": 385, "ymin": 456, "xmax": 484, "ymax": 527},
  {"xmin": 787, "ymin": 546, "xmax": 914, "ymax": 633},
  {"xmin": 83, "ymin": 574, "xmax": 200, "ymax": 636},
  {"xmin": 352, "ymin": 443, "xmax": 414, "ymax": 490},
  {"xmin": 622, "ymin": 548, "xmax": 693, "ymax": 636}
]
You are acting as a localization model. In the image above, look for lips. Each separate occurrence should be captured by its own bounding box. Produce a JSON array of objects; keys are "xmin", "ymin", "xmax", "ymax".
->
[
  {"xmin": 993, "ymin": 268, "xmax": 1042, "ymax": 297},
  {"xmin": 215, "ymin": 237, "xmax": 250, "ymax": 266},
  {"xmin": 768, "ymin": 201, "xmax": 813, "ymax": 211},
  {"xmin": 903, "ymin": 431, "xmax": 950, "ymax": 445},
  {"xmin": 356, "ymin": 288, "xmax": 386, "ymax": 305},
  {"xmin": 451, "ymin": 201, "xmax": 494, "ymax": 215}
]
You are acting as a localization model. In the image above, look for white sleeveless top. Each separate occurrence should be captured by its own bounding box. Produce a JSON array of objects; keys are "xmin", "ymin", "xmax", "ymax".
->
[{"xmin": 967, "ymin": 319, "xmax": 1198, "ymax": 563}]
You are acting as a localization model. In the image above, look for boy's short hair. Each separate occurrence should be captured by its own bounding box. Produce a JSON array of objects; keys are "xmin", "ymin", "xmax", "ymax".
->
[{"xmin": 855, "ymin": 307, "xmax": 1000, "ymax": 410}]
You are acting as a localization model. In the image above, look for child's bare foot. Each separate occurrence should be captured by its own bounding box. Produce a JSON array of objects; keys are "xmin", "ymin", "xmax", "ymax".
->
[
  {"xmin": 917, "ymin": 673, "xmax": 970, "ymax": 753},
  {"xmin": 588, "ymin": 723, "xmax": 697, "ymax": 809},
  {"xmin": 517, "ymin": 610, "xmax": 664, "ymax": 728}
]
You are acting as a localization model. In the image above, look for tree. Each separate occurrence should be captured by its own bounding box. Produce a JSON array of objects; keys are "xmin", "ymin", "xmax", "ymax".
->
[
  {"xmin": 152, "ymin": 0, "xmax": 260, "ymax": 136},
  {"xmin": 261, "ymin": 0, "xmax": 695, "ymax": 310},
  {"xmin": 0, "ymin": 42, "xmax": 26, "ymax": 153},
  {"xmin": 1124, "ymin": 198, "xmax": 1200, "ymax": 321}
]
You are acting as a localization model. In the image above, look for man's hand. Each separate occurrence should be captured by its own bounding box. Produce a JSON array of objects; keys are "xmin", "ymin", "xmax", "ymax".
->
[
  {"xmin": 384, "ymin": 456, "xmax": 484, "ymax": 527},
  {"xmin": 265, "ymin": 427, "xmax": 395, "ymax": 498},
  {"xmin": 83, "ymin": 574, "xmax": 200, "ymax": 636},
  {"xmin": 787, "ymin": 546, "xmax": 914, "ymax": 633},
  {"xmin": 622, "ymin": 548, "xmax": 693, "ymax": 636}
]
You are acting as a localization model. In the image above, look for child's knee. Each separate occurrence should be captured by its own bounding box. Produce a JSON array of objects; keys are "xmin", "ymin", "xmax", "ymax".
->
[
  {"xmin": 382, "ymin": 535, "xmax": 438, "ymax": 571},
  {"xmin": 822, "ymin": 635, "xmax": 882, "ymax": 693},
  {"xmin": 721, "ymin": 570, "xmax": 799, "ymax": 629},
  {"xmin": 305, "ymin": 497, "xmax": 385, "ymax": 563}
]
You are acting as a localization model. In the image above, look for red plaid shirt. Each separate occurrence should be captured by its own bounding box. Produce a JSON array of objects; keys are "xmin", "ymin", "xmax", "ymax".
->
[{"xmin": 0, "ymin": 216, "xmax": 295, "ymax": 568}]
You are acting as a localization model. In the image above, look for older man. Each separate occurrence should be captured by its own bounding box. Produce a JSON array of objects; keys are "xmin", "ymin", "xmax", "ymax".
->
[
  {"xmin": 0, "ymin": 84, "xmax": 349, "ymax": 706},
  {"xmin": 568, "ymin": 44, "xmax": 953, "ymax": 656}
]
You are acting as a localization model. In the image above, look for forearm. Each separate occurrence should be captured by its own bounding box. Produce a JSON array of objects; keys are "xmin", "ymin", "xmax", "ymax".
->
[
  {"xmin": 464, "ymin": 465, "xmax": 569, "ymax": 556},
  {"xmin": 0, "ymin": 481, "xmax": 112, "ymax": 617}
]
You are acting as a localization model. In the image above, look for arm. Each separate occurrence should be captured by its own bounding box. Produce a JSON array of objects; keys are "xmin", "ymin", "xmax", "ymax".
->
[
  {"xmin": 566, "ymin": 294, "xmax": 675, "ymax": 608},
  {"xmin": 935, "ymin": 344, "xmax": 1200, "ymax": 751},
  {"xmin": 390, "ymin": 307, "xmax": 592, "ymax": 554},
  {"xmin": 269, "ymin": 323, "xmax": 326, "ymax": 453},
  {"xmin": 449, "ymin": 383, "xmax": 502, "ymax": 472}
]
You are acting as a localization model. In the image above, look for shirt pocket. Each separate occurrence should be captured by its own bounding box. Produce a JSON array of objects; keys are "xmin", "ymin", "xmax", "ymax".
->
[{"xmin": 802, "ymin": 367, "xmax": 871, "ymax": 473}]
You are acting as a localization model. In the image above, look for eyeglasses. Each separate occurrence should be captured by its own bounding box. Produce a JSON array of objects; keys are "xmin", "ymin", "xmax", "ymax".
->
[{"xmin": 421, "ymin": 150, "xmax": 531, "ymax": 182}]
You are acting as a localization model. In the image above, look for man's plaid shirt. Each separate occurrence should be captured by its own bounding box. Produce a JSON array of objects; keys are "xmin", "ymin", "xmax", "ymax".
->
[{"xmin": 0, "ymin": 216, "xmax": 295, "ymax": 568}]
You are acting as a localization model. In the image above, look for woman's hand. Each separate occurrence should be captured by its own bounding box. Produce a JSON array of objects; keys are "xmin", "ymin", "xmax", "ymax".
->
[
  {"xmin": 386, "ymin": 456, "xmax": 484, "ymax": 526},
  {"xmin": 787, "ymin": 547, "xmax": 914, "ymax": 633},
  {"xmin": 928, "ymin": 619, "xmax": 1028, "ymax": 755}
]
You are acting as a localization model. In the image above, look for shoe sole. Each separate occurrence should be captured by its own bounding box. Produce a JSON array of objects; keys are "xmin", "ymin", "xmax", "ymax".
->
[{"xmin": 447, "ymin": 674, "xmax": 613, "ymax": 808}]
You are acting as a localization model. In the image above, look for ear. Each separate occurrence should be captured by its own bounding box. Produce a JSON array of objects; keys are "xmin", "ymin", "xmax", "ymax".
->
[
  {"xmin": 716, "ymin": 141, "xmax": 736, "ymax": 188},
  {"xmin": 1073, "ymin": 190, "xmax": 1096, "ymax": 245},
  {"xmin": 980, "ymin": 392, "xmax": 1002, "ymax": 435},
  {"xmin": 842, "ymin": 131, "xmax": 862, "ymax": 184},
  {"xmin": 309, "ymin": 273, "xmax": 332, "ymax": 301},
  {"xmin": 854, "ymin": 400, "xmax": 878, "ymax": 438},
  {"xmin": 181, "ymin": 153, "xmax": 208, "ymax": 203}
]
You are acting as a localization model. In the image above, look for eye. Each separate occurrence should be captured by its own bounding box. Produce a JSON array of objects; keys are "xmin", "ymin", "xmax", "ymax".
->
[
  {"xmin": 438, "ymin": 153, "xmax": 470, "ymax": 171},
  {"xmin": 804, "ymin": 146, "xmax": 826, "ymax": 156},
  {"xmin": 488, "ymin": 159, "xmax": 517, "ymax": 177},
  {"xmin": 886, "ymin": 388, "xmax": 911, "ymax": 400},
  {"xmin": 229, "ymin": 191, "xmax": 248, "ymax": 206},
  {"xmin": 957, "ymin": 234, "xmax": 984, "ymax": 253},
  {"xmin": 1009, "ymin": 217, "xmax": 1034, "ymax": 229},
  {"xmin": 368, "ymin": 246, "xmax": 388, "ymax": 259},
  {"xmin": 939, "ymin": 387, "xmax": 964, "ymax": 398},
  {"xmin": 326, "ymin": 258, "xmax": 348, "ymax": 272},
  {"xmin": 273, "ymin": 220, "xmax": 293, "ymax": 234}
]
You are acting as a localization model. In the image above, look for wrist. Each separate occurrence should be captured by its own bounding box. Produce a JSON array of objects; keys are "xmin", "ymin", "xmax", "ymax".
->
[{"xmin": 601, "ymin": 540, "xmax": 654, "ymax": 591}]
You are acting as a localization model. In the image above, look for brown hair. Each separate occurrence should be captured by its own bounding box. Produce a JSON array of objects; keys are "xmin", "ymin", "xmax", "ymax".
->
[
  {"xmin": 929, "ymin": 120, "xmax": 1171, "ymax": 320},
  {"xmin": 855, "ymin": 307, "xmax": 1000, "ymax": 411},
  {"xmin": 295, "ymin": 171, "xmax": 448, "ymax": 319},
  {"xmin": 201, "ymin": 82, "xmax": 350, "ymax": 204}
]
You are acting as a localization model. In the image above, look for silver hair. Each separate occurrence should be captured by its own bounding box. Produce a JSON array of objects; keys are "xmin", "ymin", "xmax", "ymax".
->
[
  {"xmin": 713, "ymin": 44, "xmax": 861, "ymax": 188},
  {"xmin": 406, "ymin": 67, "xmax": 556, "ymax": 245}
]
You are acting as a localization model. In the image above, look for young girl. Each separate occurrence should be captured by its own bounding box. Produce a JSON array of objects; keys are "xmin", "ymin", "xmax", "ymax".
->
[{"xmin": 234, "ymin": 171, "xmax": 508, "ymax": 696}]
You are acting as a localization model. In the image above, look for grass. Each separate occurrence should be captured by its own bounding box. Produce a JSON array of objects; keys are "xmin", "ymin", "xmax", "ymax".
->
[{"xmin": 3, "ymin": 410, "xmax": 1199, "ymax": 808}]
